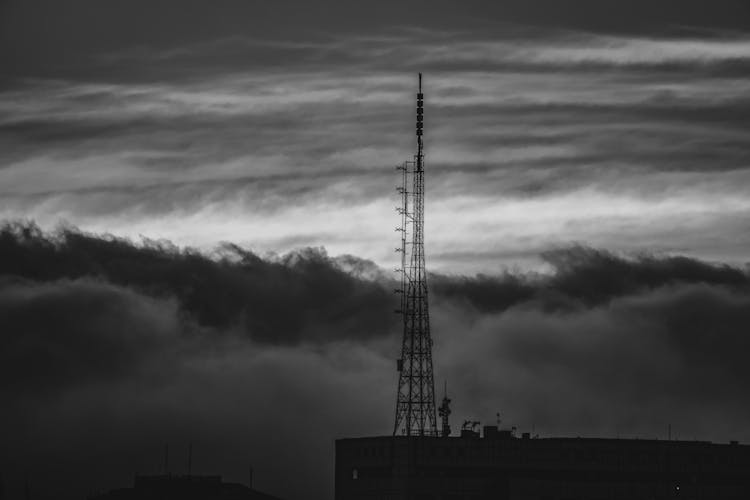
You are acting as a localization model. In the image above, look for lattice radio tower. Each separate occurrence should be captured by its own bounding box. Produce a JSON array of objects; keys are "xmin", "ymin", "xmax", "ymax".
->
[{"xmin": 393, "ymin": 73, "xmax": 437, "ymax": 437}]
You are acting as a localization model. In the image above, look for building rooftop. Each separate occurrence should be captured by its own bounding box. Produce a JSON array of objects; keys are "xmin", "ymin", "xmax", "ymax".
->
[{"xmin": 89, "ymin": 474, "xmax": 283, "ymax": 500}]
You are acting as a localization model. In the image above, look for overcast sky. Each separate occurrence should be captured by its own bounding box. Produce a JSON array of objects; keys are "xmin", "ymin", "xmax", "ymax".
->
[
  {"xmin": 3, "ymin": 0, "xmax": 750, "ymax": 272},
  {"xmin": 2, "ymin": 1, "xmax": 750, "ymax": 499}
]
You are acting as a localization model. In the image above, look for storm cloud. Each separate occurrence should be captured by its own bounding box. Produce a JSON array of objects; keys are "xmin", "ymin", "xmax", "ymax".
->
[
  {"xmin": 2, "ymin": 223, "xmax": 750, "ymax": 499},
  {"xmin": 0, "ymin": 222, "xmax": 395, "ymax": 344}
]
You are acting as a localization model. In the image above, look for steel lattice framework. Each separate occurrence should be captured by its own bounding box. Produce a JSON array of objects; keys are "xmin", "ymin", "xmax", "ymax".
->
[{"xmin": 393, "ymin": 74, "xmax": 437, "ymax": 437}]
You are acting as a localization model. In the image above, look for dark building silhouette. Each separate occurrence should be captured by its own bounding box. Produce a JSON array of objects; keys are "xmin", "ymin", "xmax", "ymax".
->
[
  {"xmin": 88, "ymin": 474, "xmax": 282, "ymax": 500},
  {"xmin": 336, "ymin": 430, "xmax": 750, "ymax": 499}
]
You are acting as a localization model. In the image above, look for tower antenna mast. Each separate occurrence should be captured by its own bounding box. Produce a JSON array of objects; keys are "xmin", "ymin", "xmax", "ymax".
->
[{"xmin": 394, "ymin": 73, "xmax": 437, "ymax": 436}]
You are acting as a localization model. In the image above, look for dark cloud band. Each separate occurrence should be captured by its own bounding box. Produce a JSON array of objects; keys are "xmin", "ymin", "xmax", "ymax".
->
[{"xmin": 3, "ymin": 222, "xmax": 750, "ymax": 499}]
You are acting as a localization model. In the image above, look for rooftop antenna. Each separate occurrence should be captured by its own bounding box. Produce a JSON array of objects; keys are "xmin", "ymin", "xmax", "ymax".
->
[
  {"xmin": 393, "ymin": 73, "xmax": 437, "ymax": 437},
  {"xmin": 438, "ymin": 380, "xmax": 452, "ymax": 437}
]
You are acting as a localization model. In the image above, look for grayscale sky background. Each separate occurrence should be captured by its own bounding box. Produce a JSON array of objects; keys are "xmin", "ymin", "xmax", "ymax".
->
[
  {"xmin": 2, "ymin": 1, "xmax": 750, "ymax": 500},
  {"xmin": 3, "ymin": 0, "xmax": 750, "ymax": 272}
]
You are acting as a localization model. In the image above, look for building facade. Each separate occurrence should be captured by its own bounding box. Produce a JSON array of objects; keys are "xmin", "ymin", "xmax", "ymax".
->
[{"xmin": 336, "ymin": 429, "xmax": 750, "ymax": 500}]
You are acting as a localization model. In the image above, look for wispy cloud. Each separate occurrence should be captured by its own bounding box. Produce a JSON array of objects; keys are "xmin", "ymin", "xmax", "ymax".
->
[{"xmin": 1, "ymin": 26, "xmax": 749, "ymax": 271}]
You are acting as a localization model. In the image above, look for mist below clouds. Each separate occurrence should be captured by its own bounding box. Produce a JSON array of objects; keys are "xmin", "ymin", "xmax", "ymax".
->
[{"xmin": 2, "ymin": 223, "xmax": 750, "ymax": 500}]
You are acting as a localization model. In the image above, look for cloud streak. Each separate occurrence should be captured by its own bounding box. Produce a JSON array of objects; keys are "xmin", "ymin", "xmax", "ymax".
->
[{"xmin": 2, "ymin": 25, "xmax": 750, "ymax": 270}]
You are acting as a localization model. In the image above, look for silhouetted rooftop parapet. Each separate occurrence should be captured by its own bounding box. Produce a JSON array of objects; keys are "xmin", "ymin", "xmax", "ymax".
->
[
  {"xmin": 135, "ymin": 474, "xmax": 223, "ymax": 487},
  {"xmin": 89, "ymin": 474, "xmax": 283, "ymax": 500}
]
